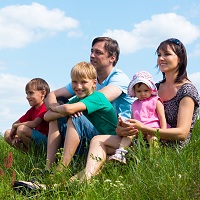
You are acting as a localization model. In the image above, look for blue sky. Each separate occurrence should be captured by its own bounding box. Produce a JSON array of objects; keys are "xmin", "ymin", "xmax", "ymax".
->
[{"xmin": 0, "ymin": 0, "xmax": 200, "ymax": 133}]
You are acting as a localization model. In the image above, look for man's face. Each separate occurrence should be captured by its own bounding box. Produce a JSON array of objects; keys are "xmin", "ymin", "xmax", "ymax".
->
[{"xmin": 90, "ymin": 41, "xmax": 112, "ymax": 71}]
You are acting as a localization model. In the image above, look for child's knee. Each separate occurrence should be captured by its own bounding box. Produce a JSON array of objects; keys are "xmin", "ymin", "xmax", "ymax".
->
[
  {"xmin": 4, "ymin": 129, "xmax": 11, "ymax": 141},
  {"xmin": 16, "ymin": 125, "xmax": 29, "ymax": 137}
]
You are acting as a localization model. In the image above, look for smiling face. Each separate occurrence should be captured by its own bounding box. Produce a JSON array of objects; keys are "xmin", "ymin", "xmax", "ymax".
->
[
  {"xmin": 70, "ymin": 62, "xmax": 97, "ymax": 99},
  {"xmin": 72, "ymin": 77, "xmax": 96, "ymax": 99},
  {"xmin": 134, "ymin": 83, "xmax": 152, "ymax": 100},
  {"xmin": 157, "ymin": 45, "xmax": 180, "ymax": 74}
]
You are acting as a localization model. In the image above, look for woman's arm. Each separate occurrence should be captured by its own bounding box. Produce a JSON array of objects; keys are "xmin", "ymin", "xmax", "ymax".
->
[
  {"xmin": 125, "ymin": 97, "xmax": 195, "ymax": 141},
  {"xmin": 156, "ymin": 100, "xmax": 167, "ymax": 129}
]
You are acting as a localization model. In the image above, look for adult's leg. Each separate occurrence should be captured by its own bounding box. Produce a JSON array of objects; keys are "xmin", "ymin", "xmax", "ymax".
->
[{"xmin": 46, "ymin": 120, "xmax": 62, "ymax": 169}]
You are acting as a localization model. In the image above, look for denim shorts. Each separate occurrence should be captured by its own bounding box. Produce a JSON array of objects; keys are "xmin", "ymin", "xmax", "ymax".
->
[
  {"xmin": 57, "ymin": 115, "xmax": 99, "ymax": 155},
  {"xmin": 32, "ymin": 129, "xmax": 47, "ymax": 148}
]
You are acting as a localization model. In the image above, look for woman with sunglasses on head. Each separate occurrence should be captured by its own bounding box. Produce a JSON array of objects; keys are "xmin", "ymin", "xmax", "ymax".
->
[
  {"xmin": 71, "ymin": 38, "xmax": 200, "ymax": 182},
  {"xmin": 116, "ymin": 38, "xmax": 200, "ymax": 148}
]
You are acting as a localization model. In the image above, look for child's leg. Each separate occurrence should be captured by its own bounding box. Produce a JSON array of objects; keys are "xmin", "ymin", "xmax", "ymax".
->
[
  {"xmin": 119, "ymin": 135, "xmax": 134, "ymax": 149},
  {"xmin": 4, "ymin": 129, "xmax": 14, "ymax": 146},
  {"xmin": 12, "ymin": 125, "xmax": 32, "ymax": 152},
  {"xmin": 31, "ymin": 130, "xmax": 47, "ymax": 148},
  {"xmin": 4, "ymin": 129, "xmax": 25, "ymax": 151},
  {"xmin": 46, "ymin": 120, "xmax": 62, "ymax": 169},
  {"xmin": 109, "ymin": 135, "xmax": 135, "ymax": 164},
  {"xmin": 60, "ymin": 117, "xmax": 80, "ymax": 168}
]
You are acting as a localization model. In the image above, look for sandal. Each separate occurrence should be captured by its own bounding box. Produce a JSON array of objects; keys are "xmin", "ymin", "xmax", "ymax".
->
[{"xmin": 13, "ymin": 179, "xmax": 46, "ymax": 194}]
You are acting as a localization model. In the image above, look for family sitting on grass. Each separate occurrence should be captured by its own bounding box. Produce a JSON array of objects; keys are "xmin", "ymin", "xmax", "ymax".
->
[{"xmin": 4, "ymin": 37, "xmax": 200, "ymax": 192}]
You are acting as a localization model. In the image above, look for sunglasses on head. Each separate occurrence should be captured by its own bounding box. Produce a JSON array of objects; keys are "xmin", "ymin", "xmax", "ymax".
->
[{"xmin": 169, "ymin": 38, "xmax": 181, "ymax": 45}]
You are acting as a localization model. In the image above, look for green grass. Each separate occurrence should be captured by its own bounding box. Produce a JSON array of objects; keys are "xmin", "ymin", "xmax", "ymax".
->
[{"xmin": 0, "ymin": 120, "xmax": 200, "ymax": 199}]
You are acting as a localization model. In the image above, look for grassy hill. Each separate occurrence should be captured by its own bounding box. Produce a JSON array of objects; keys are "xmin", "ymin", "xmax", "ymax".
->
[{"xmin": 0, "ymin": 119, "xmax": 200, "ymax": 199}]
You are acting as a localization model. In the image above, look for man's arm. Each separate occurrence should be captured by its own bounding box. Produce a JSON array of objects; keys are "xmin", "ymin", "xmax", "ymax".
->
[
  {"xmin": 98, "ymin": 85, "xmax": 122, "ymax": 102},
  {"xmin": 45, "ymin": 87, "xmax": 73, "ymax": 109}
]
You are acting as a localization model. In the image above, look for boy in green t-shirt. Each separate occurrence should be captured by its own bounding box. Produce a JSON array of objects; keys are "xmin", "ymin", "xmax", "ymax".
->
[{"xmin": 45, "ymin": 61, "xmax": 118, "ymax": 169}]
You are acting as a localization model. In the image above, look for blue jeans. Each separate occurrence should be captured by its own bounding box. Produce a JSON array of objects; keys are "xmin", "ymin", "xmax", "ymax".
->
[
  {"xmin": 32, "ymin": 129, "xmax": 47, "ymax": 148},
  {"xmin": 57, "ymin": 115, "xmax": 99, "ymax": 155}
]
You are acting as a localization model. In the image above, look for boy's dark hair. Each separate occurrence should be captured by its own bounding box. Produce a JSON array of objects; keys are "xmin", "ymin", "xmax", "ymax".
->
[
  {"xmin": 25, "ymin": 78, "xmax": 50, "ymax": 98},
  {"xmin": 156, "ymin": 38, "xmax": 189, "ymax": 83},
  {"xmin": 92, "ymin": 37, "xmax": 120, "ymax": 66}
]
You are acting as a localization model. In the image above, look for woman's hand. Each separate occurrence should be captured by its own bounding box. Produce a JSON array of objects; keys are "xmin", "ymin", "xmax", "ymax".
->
[{"xmin": 116, "ymin": 117, "xmax": 139, "ymax": 137}]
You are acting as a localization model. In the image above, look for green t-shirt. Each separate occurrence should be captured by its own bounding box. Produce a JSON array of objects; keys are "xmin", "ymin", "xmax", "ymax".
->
[{"xmin": 68, "ymin": 91, "xmax": 117, "ymax": 135}]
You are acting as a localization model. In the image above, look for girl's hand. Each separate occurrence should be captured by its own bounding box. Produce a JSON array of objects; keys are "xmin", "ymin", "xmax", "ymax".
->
[
  {"xmin": 126, "ymin": 119, "xmax": 144, "ymax": 130},
  {"xmin": 116, "ymin": 117, "xmax": 139, "ymax": 137}
]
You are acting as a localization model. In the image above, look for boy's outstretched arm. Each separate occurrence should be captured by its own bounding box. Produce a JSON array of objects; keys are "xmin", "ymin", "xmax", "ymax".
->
[{"xmin": 50, "ymin": 102, "xmax": 86, "ymax": 116}]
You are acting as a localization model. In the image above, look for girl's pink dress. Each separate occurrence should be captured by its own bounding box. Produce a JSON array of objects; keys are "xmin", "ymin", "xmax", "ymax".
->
[{"xmin": 132, "ymin": 96, "xmax": 162, "ymax": 128}]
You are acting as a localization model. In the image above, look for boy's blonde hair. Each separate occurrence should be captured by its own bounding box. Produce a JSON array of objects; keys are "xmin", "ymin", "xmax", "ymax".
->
[
  {"xmin": 71, "ymin": 62, "xmax": 97, "ymax": 80},
  {"xmin": 25, "ymin": 78, "xmax": 50, "ymax": 98}
]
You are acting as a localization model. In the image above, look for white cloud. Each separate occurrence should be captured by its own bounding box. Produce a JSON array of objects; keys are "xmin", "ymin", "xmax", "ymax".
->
[
  {"xmin": 102, "ymin": 13, "xmax": 200, "ymax": 54},
  {"xmin": 0, "ymin": 74, "xmax": 29, "ymax": 133},
  {"xmin": 67, "ymin": 30, "xmax": 83, "ymax": 38},
  {"xmin": 0, "ymin": 74, "xmax": 28, "ymax": 102},
  {"xmin": 0, "ymin": 3, "xmax": 79, "ymax": 49}
]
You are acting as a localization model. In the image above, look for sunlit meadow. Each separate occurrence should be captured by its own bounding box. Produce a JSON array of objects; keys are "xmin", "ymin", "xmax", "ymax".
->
[{"xmin": 0, "ymin": 119, "xmax": 199, "ymax": 199}]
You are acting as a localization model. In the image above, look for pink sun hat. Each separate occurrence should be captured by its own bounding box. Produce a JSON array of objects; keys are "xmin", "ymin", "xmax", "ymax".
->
[{"xmin": 128, "ymin": 71, "xmax": 158, "ymax": 97}]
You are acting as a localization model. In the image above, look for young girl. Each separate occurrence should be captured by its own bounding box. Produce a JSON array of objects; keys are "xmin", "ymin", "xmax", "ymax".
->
[
  {"xmin": 4, "ymin": 78, "xmax": 50, "ymax": 153},
  {"xmin": 109, "ymin": 71, "xmax": 168, "ymax": 163}
]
